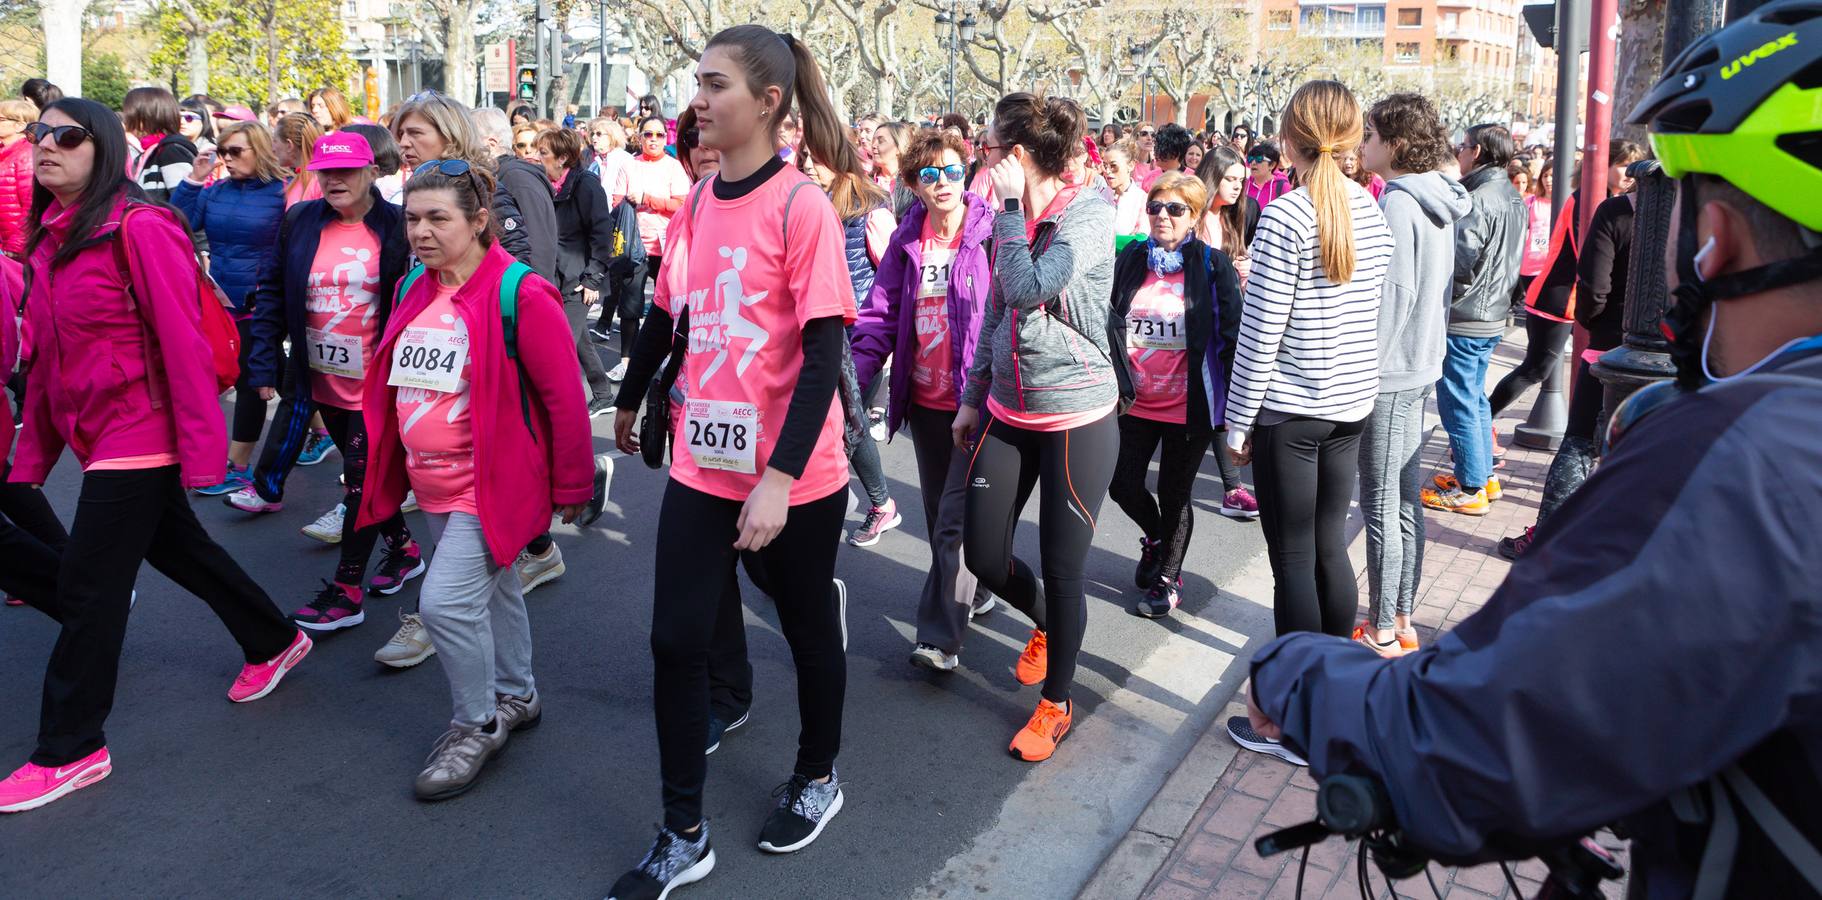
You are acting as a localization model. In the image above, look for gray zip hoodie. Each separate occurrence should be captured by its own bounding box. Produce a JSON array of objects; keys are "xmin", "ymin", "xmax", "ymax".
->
[
  {"xmin": 1377, "ymin": 172, "xmax": 1473, "ymax": 393},
  {"xmin": 961, "ymin": 190, "xmax": 1119, "ymax": 417}
]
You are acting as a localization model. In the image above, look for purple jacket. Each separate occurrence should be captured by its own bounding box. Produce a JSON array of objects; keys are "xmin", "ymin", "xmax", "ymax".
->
[{"xmin": 851, "ymin": 193, "xmax": 995, "ymax": 439}]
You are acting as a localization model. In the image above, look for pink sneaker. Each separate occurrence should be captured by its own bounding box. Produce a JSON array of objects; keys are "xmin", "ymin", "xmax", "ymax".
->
[
  {"xmin": 4, "ymin": 597, "xmax": 22, "ymax": 607},
  {"xmin": 223, "ymin": 486, "xmax": 283, "ymax": 514},
  {"xmin": 228, "ymin": 630, "xmax": 312, "ymax": 703},
  {"xmin": 1221, "ymin": 487, "xmax": 1260, "ymax": 520},
  {"xmin": 0, "ymin": 748, "xmax": 112, "ymax": 813}
]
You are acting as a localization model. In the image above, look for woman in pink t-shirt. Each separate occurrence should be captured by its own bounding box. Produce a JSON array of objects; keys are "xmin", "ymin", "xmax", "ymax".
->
[
  {"xmin": 360, "ymin": 162, "xmax": 595, "ymax": 802},
  {"xmin": 606, "ymin": 25, "xmax": 859, "ymax": 893},
  {"xmin": 1107, "ymin": 173, "xmax": 1244, "ymax": 620},
  {"xmin": 610, "ymin": 116, "xmax": 691, "ymax": 378},
  {"xmin": 236, "ymin": 131, "xmax": 424, "ymax": 632}
]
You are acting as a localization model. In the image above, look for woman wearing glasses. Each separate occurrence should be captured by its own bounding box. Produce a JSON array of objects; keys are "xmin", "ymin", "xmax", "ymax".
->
[
  {"xmin": 610, "ymin": 115, "xmax": 690, "ymax": 382},
  {"xmin": 177, "ymin": 97, "xmax": 217, "ymax": 172},
  {"xmin": 950, "ymin": 93, "xmax": 1119, "ymax": 764},
  {"xmin": 173, "ymin": 121, "xmax": 290, "ymax": 497},
  {"xmin": 1107, "ymin": 172, "xmax": 1243, "ymax": 619},
  {"xmin": 851, "ymin": 128, "xmax": 999, "ymax": 672},
  {"xmin": 2, "ymin": 99, "xmax": 310, "ymax": 814},
  {"xmin": 360, "ymin": 158, "xmax": 593, "ymax": 801},
  {"xmin": 1244, "ymin": 141, "xmax": 1291, "ymax": 208}
]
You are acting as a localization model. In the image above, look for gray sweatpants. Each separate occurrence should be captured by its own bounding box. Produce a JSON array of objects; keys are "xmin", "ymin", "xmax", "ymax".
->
[
  {"xmin": 906, "ymin": 403, "xmax": 990, "ymax": 655},
  {"xmin": 1357, "ymin": 387, "xmax": 1429, "ymax": 631},
  {"xmin": 420, "ymin": 512, "xmax": 535, "ymax": 728}
]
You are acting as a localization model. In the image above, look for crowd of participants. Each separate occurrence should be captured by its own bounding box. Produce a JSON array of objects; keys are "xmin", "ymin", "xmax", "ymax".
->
[{"xmin": 0, "ymin": 23, "xmax": 1617, "ymax": 899}]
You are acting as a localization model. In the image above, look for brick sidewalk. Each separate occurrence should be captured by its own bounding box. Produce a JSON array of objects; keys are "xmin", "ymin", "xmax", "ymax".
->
[{"xmin": 1133, "ymin": 353, "xmax": 1631, "ymax": 900}]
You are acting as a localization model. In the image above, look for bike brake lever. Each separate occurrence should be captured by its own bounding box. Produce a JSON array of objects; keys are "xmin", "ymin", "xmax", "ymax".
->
[{"xmin": 1256, "ymin": 820, "xmax": 1330, "ymax": 858}]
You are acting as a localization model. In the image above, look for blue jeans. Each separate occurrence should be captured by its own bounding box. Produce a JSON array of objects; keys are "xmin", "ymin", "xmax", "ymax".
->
[{"xmin": 1436, "ymin": 334, "xmax": 1503, "ymax": 492}]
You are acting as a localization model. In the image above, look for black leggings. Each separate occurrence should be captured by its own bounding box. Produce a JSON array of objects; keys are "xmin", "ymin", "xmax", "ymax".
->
[
  {"xmin": 649, "ymin": 479, "xmax": 846, "ymax": 832},
  {"xmin": 231, "ymin": 317, "xmax": 269, "ymax": 444},
  {"xmin": 0, "ymin": 465, "xmax": 69, "ymax": 608},
  {"xmin": 34, "ymin": 466, "xmax": 295, "ymax": 766},
  {"xmin": 963, "ymin": 412, "xmax": 1118, "ymax": 705},
  {"xmin": 318, "ymin": 405, "xmax": 410, "ymax": 585},
  {"xmin": 1109, "ymin": 415, "xmax": 1211, "ymax": 583},
  {"xmin": 1253, "ymin": 416, "xmax": 1365, "ymax": 637},
  {"xmin": 1488, "ymin": 316, "xmax": 1572, "ymax": 417}
]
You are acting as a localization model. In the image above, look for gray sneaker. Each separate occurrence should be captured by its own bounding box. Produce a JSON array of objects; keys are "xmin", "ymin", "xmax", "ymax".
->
[
  {"xmin": 909, "ymin": 643, "xmax": 958, "ymax": 672},
  {"xmin": 756, "ymin": 771, "xmax": 844, "ymax": 854},
  {"xmin": 414, "ymin": 721, "xmax": 509, "ymax": 800},
  {"xmin": 496, "ymin": 689, "xmax": 542, "ymax": 732},
  {"xmin": 515, "ymin": 544, "xmax": 566, "ymax": 593},
  {"xmin": 374, "ymin": 611, "xmax": 436, "ymax": 668}
]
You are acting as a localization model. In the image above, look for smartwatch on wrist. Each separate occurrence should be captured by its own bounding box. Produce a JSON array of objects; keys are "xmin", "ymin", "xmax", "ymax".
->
[{"xmin": 1002, "ymin": 197, "xmax": 1022, "ymax": 213}]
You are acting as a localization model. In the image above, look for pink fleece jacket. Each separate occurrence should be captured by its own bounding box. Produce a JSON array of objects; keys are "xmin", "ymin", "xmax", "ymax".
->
[
  {"xmin": 9, "ymin": 196, "xmax": 228, "ymax": 488},
  {"xmin": 356, "ymin": 242, "xmax": 595, "ymax": 566},
  {"xmin": 1, "ymin": 255, "xmax": 19, "ymax": 464}
]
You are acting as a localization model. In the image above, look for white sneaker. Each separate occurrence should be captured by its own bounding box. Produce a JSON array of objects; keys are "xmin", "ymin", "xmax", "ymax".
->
[
  {"xmin": 969, "ymin": 595, "xmax": 997, "ymax": 619},
  {"xmin": 374, "ymin": 611, "xmax": 436, "ymax": 668},
  {"xmin": 301, "ymin": 503, "xmax": 345, "ymax": 544},
  {"xmin": 909, "ymin": 643, "xmax": 958, "ymax": 671},
  {"xmin": 515, "ymin": 543, "xmax": 565, "ymax": 593},
  {"xmin": 607, "ymin": 360, "xmax": 629, "ymax": 382},
  {"xmin": 401, "ymin": 491, "xmax": 419, "ymax": 514}
]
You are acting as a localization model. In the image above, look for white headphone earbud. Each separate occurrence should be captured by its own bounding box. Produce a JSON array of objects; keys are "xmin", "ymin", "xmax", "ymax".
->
[{"xmin": 1692, "ymin": 236, "xmax": 1717, "ymax": 283}]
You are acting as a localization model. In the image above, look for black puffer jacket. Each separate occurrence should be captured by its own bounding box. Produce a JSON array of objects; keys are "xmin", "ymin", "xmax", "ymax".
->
[
  {"xmin": 549, "ymin": 166, "xmax": 618, "ymax": 297},
  {"xmin": 1449, "ymin": 165, "xmax": 1527, "ymax": 337}
]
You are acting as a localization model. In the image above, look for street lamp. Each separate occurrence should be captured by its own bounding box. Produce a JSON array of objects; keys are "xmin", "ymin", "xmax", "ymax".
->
[
  {"xmin": 1249, "ymin": 63, "xmax": 1272, "ymax": 138},
  {"xmin": 935, "ymin": 1, "xmax": 977, "ymax": 115},
  {"xmin": 1128, "ymin": 45, "xmax": 1151, "ymax": 125}
]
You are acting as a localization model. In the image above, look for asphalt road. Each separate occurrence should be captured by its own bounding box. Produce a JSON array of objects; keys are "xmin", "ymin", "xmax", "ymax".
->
[{"xmin": 0, "ymin": 343, "xmax": 1268, "ymax": 899}]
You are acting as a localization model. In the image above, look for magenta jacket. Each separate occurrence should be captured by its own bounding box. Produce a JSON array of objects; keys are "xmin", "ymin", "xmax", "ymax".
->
[
  {"xmin": 356, "ymin": 242, "xmax": 595, "ymax": 566},
  {"xmin": 1, "ymin": 255, "xmax": 19, "ymax": 463},
  {"xmin": 10, "ymin": 196, "xmax": 229, "ymax": 489}
]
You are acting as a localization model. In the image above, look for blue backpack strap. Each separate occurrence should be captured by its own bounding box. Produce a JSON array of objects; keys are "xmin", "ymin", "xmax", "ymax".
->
[
  {"xmin": 396, "ymin": 264, "xmax": 427, "ymax": 304},
  {"xmin": 497, "ymin": 261, "xmax": 536, "ymax": 437}
]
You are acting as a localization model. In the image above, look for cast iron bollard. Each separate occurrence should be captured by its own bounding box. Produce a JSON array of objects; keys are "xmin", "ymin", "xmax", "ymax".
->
[{"xmin": 1591, "ymin": 160, "xmax": 1677, "ymax": 418}]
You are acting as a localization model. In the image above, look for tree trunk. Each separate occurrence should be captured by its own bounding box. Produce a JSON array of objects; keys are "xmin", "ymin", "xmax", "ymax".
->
[
  {"xmin": 187, "ymin": 31, "xmax": 210, "ymax": 96},
  {"xmin": 1612, "ymin": 0, "xmax": 1667, "ymax": 144},
  {"xmin": 441, "ymin": 2, "xmax": 478, "ymax": 107},
  {"xmin": 874, "ymin": 76, "xmax": 896, "ymax": 120},
  {"xmin": 266, "ymin": 19, "xmax": 281, "ymax": 106},
  {"xmin": 39, "ymin": 0, "xmax": 90, "ymax": 97}
]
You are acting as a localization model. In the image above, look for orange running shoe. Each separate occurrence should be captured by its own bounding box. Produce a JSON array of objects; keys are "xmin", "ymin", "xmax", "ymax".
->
[
  {"xmin": 1396, "ymin": 629, "xmax": 1420, "ymax": 653},
  {"xmin": 1014, "ymin": 630, "xmax": 1048, "ymax": 685},
  {"xmin": 1433, "ymin": 473, "xmax": 1502, "ymax": 501},
  {"xmin": 1009, "ymin": 698, "xmax": 1072, "ymax": 761},
  {"xmin": 1421, "ymin": 485, "xmax": 1491, "ymax": 516}
]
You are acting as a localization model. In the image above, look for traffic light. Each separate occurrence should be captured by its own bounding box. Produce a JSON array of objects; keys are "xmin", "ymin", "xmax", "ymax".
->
[{"xmin": 518, "ymin": 66, "xmax": 537, "ymax": 102}]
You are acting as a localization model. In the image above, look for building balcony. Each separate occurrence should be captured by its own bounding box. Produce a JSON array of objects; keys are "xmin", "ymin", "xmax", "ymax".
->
[{"xmin": 1300, "ymin": 20, "xmax": 1387, "ymax": 37}]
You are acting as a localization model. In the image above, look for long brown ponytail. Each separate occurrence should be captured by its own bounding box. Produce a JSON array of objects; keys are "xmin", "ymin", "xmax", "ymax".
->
[{"xmin": 1279, "ymin": 80, "xmax": 1363, "ymax": 283}]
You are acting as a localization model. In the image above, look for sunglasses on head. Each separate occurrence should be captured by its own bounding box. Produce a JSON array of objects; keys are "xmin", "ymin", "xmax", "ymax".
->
[
  {"xmin": 1146, "ymin": 200, "xmax": 1192, "ymax": 217},
  {"xmin": 414, "ymin": 158, "xmax": 475, "ymax": 179},
  {"xmin": 24, "ymin": 122, "xmax": 90, "ymax": 149},
  {"xmin": 918, "ymin": 164, "xmax": 966, "ymax": 185}
]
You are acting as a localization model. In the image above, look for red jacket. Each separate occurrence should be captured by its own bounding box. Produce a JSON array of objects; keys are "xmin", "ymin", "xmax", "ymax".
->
[
  {"xmin": 9, "ymin": 196, "xmax": 228, "ymax": 488},
  {"xmin": 0, "ymin": 139, "xmax": 32, "ymax": 255},
  {"xmin": 356, "ymin": 242, "xmax": 594, "ymax": 566}
]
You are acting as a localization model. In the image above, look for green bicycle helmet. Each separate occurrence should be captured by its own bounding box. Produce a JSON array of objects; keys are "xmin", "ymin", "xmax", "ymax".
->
[{"xmin": 1626, "ymin": 0, "xmax": 1822, "ymax": 231}]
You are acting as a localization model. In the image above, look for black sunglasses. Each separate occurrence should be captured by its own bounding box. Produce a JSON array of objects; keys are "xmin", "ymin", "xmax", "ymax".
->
[
  {"xmin": 1138, "ymin": 128, "xmax": 1156, "ymax": 136},
  {"xmin": 412, "ymin": 158, "xmax": 488, "ymax": 199},
  {"xmin": 222, "ymin": 146, "xmax": 248, "ymax": 159},
  {"xmin": 1146, "ymin": 200, "xmax": 1192, "ymax": 217},
  {"xmin": 24, "ymin": 122, "xmax": 91, "ymax": 149}
]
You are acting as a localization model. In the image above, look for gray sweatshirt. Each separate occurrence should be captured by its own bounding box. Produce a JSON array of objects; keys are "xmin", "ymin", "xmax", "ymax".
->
[
  {"xmin": 1377, "ymin": 172, "xmax": 1472, "ymax": 393},
  {"xmin": 960, "ymin": 190, "xmax": 1119, "ymax": 417}
]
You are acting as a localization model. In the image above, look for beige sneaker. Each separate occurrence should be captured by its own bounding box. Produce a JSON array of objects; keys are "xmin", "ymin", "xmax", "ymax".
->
[
  {"xmin": 496, "ymin": 689, "xmax": 542, "ymax": 732},
  {"xmin": 515, "ymin": 543, "xmax": 565, "ymax": 593},
  {"xmin": 413, "ymin": 722, "xmax": 508, "ymax": 801},
  {"xmin": 374, "ymin": 611, "xmax": 437, "ymax": 669}
]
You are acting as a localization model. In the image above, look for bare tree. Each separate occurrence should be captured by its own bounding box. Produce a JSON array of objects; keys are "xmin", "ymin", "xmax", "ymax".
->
[
  {"xmin": 1148, "ymin": 8, "xmax": 1239, "ymax": 127},
  {"xmin": 913, "ymin": 0, "xmax": 1047, "ymax": 96},
  {"xmin": 39, "ymin": 0, "xmax": 90, "ymax": 97},
  {"xmin": 1043, "ymin": 0, "xmax": 1151, "ymax": 126}
]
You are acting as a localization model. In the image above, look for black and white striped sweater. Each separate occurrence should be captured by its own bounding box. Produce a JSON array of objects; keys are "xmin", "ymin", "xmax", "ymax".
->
[{"xmin": 1224, "ymin": 182, "xmax": 1392, "ymax": 435}]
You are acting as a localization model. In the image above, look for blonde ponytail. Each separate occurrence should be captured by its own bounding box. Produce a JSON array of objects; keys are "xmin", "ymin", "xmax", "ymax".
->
[{"xmin": 1281, "ymin": 81, "xmax": 1364, "ymax": 284}]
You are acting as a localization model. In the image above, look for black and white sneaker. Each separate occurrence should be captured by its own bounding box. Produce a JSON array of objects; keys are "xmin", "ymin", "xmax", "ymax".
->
[
  {"xmin": 588, "ymin": 395, "xmax": 617, "ymax": 418},
  {"xmin": 756, "ymin": 772, "xmax": 844, "ymax": 854},
  {"xmin": 1225, "ymin": 716, "xmax": 1308, "ymax": 767},
  {"xmin": 606, "ymin": 823, "xmax": 715, "ymax": 900},
  {"xmin": 1133, "ymin": 581, "xmax": 1181, "ymax": 619},
  {"xmin": 705, "ymin": 709, "xmax": 749, "ymax": 756},
  {"xmin": 582, "ymin": 454, "xmax": 614, "ymax": 527},
  {"xmin": 589, "ymin": 322, "xmax": 616, "ymax": 343},
  {"xmin": 969, "ymin": 593, "xmax": 997, "ymax": 619}
]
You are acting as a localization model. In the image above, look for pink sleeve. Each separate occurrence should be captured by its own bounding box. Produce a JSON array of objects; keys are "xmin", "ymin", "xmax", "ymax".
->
[
  {"xmin": 864, "ymin": 207, "xmax": 894, "ymax": 266},
  {"xmin": 785, "ymin": 188, "xmax": 859, "ymax": 328},
  {"xmin": 126, "ymin": 210, "xmax": 228, "ymax": 488},
  {"xmin": 515, "ymin": 276, "xmax": 596, "ymax": 505},
  {"xmin": 654, "ymin": 210, "xmax": 691, "ymax": 317},
  {"xmin": 668, "ymin": 157, "xmax": 691, "ymax": 199}
]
